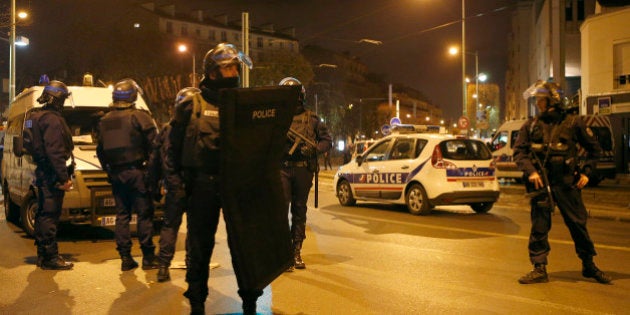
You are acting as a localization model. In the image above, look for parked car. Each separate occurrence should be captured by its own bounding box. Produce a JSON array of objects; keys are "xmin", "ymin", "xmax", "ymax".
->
[{"xmin": 333, "ymin": 131, "xmax": 500, "ymax": 215}]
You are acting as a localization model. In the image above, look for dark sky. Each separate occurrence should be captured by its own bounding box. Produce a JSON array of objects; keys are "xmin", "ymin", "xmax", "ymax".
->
[
  {"xmin": 181, "ymin": 0, "xmax": 514, "ymax": 122},
  {"xmin": 12, "ymin": 0, "xmax": 513, "ymax": 122}
]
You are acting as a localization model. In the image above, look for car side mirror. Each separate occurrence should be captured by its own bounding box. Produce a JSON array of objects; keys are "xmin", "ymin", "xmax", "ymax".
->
[
  {"xmin": 12, "ymin": 135, "xmax": 25, "ymax": 157},
  {"xmin": 356, "ymin": 155, "xmax": 364, "ymax": 166}
]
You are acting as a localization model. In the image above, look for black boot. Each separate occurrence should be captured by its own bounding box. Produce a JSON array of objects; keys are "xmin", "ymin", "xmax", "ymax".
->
[
  {"xmin": 518, "ymin": 264, "xmax": 548, "ymax": 284},
  {"xmin": 242, "ymin": 298, "xmax": 257, "ymax": 315},
  {"xmin": 293, "ymin": 240, "xmax": 305, "ymax": 269},
  {"xmin": 142, "ymin": 255, "xmax": 160, "ymax": 270},
  {"xmin": 157, "ymin": 264, "xmax": 170, "ymax": 282},
  {"xmin": 40, "ymin": 255, "xmax": 74, "ymax": 270},
  {"xmin": 184, "ymin": 290, "xmax": 205, "ymax": 315},
  {"xmin": 121, "ymin": 255, "xmax": 139, "ymax": 271},
  {"xmin": 582, "ymin": 259, "xmax": 612, "ymax": 284}
]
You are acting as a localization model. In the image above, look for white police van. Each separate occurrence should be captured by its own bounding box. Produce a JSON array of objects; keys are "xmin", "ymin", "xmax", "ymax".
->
[
  {"xmin": 333, "ymin": 127, "xmax": 500, "ymax": 215},
  {"xmin": 2, "ymin": 80, "xmax": 160, "ymax": 236}
]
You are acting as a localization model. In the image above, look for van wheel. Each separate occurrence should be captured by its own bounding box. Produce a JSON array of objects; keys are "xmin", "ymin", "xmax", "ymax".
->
[
  {"xmin": 20, "ymin": 191, "xmax": 38, "ymax": 237},
  {"xmin": 3, "ymin": 185, "xmax": 20, "ymax": 224},
  {"xmin": 337, "ymin": 180, "xmax": 356, "ymax": 206},
  {"xmin": 470, "ymin": 202, "xmax": 494, "ymax": 213},
  {"xmin": 406, "ymin": 184, "xmax": 431, "ymax": 215}
]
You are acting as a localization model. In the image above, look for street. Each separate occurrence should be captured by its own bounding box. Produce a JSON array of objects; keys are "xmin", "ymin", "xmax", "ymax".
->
[{"xmin": 1, "ymin": 180, "xmax": 629, "ymax": 315}]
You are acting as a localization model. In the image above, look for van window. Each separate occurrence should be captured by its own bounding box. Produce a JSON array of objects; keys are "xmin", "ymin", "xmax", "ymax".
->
[
  {"xmin": 61, "ymin": 107, "xmax": 108, "ymax": 144},
  {"xmin": 490, "ymin": 131, "xmax": 508, "ymax": 151},
  {"xmin": 589, "ymin": 127, "xmax": 613, "ymax": 151}
]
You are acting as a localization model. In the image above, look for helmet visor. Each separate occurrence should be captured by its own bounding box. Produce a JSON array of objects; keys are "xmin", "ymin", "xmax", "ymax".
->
[{"xmin": 212, "ymin": 50, "xmax": 253, "ymax": 70}]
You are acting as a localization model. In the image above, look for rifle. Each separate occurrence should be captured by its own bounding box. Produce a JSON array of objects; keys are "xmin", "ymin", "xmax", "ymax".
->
[
  {"xmin": 287, "ymin": 127, "xmax": 319, "ymax": 208},
  {"xmin": 525, "ymin": 144, "xmax": 555, "ymax": 212}
]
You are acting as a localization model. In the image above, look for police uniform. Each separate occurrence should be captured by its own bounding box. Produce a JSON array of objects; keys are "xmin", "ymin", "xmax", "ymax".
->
[
  {"xmin": 281, "ymin": 108, "xmax": 332, "ymax": 269},
  {"xmin": 28, "ymin": 108, "xmax": 74, "ymax": 269},
  {"xmin": 153, "ymin": 123, "xmax": 189, "ymax": 281},
  {"xmin": 97, "ymin": 103, "xmax": 158, "ymax": 269},
  {"xmin": 169, "ymin": 83, "xmax": 228, "ymax": 308},
  {"xmin": 514, "ymin": 97, "xmax": 611, "ymax": 284}
]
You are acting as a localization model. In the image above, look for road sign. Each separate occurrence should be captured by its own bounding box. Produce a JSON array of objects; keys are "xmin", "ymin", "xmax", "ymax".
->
[
  {"xmin": 381, "ymin": 124, "xmax": 391, "ymax": 136},
  {"xmin": 457, "ymin": 116, "xmax": 470, "ymax": 129},
  {"xmin": 390, "ymin": 117, "xmax": 401, "ymax": 126}
]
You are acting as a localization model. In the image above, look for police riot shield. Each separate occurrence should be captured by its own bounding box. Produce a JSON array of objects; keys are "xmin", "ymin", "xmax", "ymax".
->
[{"xmin": 219, "ymin": 85, "xmax": 299, "ymax": 291}]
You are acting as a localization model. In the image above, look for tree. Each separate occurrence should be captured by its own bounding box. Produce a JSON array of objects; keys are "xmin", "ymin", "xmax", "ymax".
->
[{"xmin": 250, "ymin": 49, "xmax": 314, "ymax": 87}]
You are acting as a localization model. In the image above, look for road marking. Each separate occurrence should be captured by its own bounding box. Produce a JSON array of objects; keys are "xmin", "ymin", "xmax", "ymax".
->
[{"xmin": 319, "ymin": 210, "xmax": 630, "ymax": 253}]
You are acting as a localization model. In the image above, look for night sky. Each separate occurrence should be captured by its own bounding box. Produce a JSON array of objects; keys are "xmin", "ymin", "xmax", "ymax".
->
[
  {"xmin": 171, "ymin": 0, "xmax": 514, "ymax": 122},
  {"xmin": 12, "ymin": 0, "xmax": 513, "ymax": 122}
]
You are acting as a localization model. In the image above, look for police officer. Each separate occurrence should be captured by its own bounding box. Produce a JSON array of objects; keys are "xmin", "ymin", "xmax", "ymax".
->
[
  {"xmin": 27, "ymin": 80, "xmax": 74, "ymax": 270},
  {"xmin": 96, "ymin": 78, "xmax": 160, "ymax": 271},
  {"xmin": 279, "ymin": 77, "xmax": 332, "ymax": 271},
  {"xmin": 154, "ymin": 87, "xmax": 199, "ymax": 282},
  {"xmin": 168, "ymin": 43, "xmax": 260, "ymax": 315},
  {"xmin": 514, "ymin": 80, "xmax": 612, "ymax": 284}
]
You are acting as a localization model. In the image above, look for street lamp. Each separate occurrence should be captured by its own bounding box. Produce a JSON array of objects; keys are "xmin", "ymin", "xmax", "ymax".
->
[
  {"xmin": 448, "ymin": 46, "xmax": 486, "ymax": 121},
  {"xmin": 177, "ymin": 44, "xmax": 196, "ymax": 87},
  {"xmin": 9, "ymin": 2, "xmax": 29, "ymax": 103}
]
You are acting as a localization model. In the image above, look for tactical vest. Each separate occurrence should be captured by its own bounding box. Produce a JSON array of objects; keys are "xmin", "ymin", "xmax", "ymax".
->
[
  {"xmin": 99, "ymin": 109, "xmax": 146, "ymax": 166},
  {"xmin": 23, "ymin": 110, "xmax": 73, "ymax": 164},
  {"xmin": 181, "ymin": 93, "xmax": 220, "ymax": 173},
  {"xmin": 529, "ymin": 114, "xmax": 579, "ymax": 179}
]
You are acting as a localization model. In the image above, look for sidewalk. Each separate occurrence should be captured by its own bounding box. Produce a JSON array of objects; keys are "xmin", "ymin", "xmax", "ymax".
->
[{"xmin": 318, "ymin": 167, "xmax": 630, "ymax": 222}]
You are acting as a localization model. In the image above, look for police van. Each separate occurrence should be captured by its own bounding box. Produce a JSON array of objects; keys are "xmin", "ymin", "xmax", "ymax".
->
[
  {"xmin": 2, "ymin": 82, "xmax": 161, "ymax": 236},
  {"xmin": 488, "ymin": 115, "xmax": 615, "ymax": 186}
]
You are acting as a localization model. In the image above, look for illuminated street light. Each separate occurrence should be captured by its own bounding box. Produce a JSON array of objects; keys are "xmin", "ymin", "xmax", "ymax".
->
[
  {"xmin": 9, "ymin": 1, "xmax": 30, "ymax": 103},
  {"xmin": 177, "ymin": 43, "xmax": 196, "ymax": 86}
]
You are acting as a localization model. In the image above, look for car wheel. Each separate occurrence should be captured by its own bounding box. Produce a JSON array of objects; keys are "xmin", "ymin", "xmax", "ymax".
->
[
  {"xmin": 3, "ymin": 184, "xmax": 20, "ymax": 223},
  {"xmin": 20, "ymin": 191, "xmax": 38, "ymax": 237},
  {"xmin": 406, "ymin": 184, "xmax": 430, "ymax": 215},
  {"xmin": 470, "ymin": 202, "xmax": 494, "ymax": 213},
  {"xmin": 337, "ymin": 180, "xmax": 356, "ymax": 206}
]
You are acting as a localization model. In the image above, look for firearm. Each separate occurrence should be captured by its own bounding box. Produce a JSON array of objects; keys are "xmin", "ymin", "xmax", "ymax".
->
[
  {"xmin": 287, "ymin": 127, "xmax": 319, "ymax": 208},
  {"xmin": 525, "ymin": 144, "xmax": 555, "ymax": 212}
]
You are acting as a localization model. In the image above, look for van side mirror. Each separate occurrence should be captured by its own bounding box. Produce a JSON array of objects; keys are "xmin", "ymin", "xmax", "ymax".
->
[{"xmin": 13, "ymin": 135, "xmax": 25, "ymax": 157}]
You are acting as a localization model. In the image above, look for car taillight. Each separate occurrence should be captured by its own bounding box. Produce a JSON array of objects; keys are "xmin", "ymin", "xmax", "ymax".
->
[{"xmin": 431, "ymin": 145, "xmax": 457, "ymax": 169}]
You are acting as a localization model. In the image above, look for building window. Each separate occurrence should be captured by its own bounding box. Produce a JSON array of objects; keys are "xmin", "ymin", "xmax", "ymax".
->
[
  {"xmin": 209, "ymin": 30, "xmax": 216, "ymax": 41},
  {"xmin": 221, "ymin": 31, "xmax": 227, "ymax": 41},
  {"xmin": 166, "ymin": 21, "xmax": 173, "ymax": 34},
  {"xmin": 613, "ymin": 41, "xmax": 630, "ymax": 89},
  {"xmin": 257, "ymin": 37, "xmax": 263, "ymax": 48},
  {"xmin": 233, "ymin": 33, "xmax": 240, "ymax": 42},
  {"xmin": 181, "ymin": 25, "xmax": 188, "ymax": 36},
  {"xmin": 565, "ymin": 0, "xmax": 585, "ymax": 21},
  {"xmin": 195, "ymin": 29, "xmax": 201, "ymax": 37}
]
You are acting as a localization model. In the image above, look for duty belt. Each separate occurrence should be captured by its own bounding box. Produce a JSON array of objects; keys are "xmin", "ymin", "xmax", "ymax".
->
[{"xmin": 283, "ymin": 160, "xmax": 308, "ymax": 168}]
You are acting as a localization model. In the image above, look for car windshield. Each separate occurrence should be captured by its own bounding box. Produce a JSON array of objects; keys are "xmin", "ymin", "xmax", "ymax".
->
[
  {"xmin": 440, "ymin": 139, "xmax": 492, "ymax": 160},
  {"xmin": 62, "ymin": 107, "xmax": 109, "ymax": 144}
]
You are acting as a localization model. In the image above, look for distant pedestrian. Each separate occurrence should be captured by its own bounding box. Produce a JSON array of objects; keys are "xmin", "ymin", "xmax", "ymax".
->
[{"xmin": 323, "ymin": 151, "xmax": 332, "ymax": 170}]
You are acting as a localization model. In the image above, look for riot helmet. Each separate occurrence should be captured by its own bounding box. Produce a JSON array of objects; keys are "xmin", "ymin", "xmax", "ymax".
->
[
  {"xmin": 175, "ymin": 87, "xmax": 201, "ymax": 107},
  {"xmin": 111, "ymin": 78, "xmax": 142, "ymax": 108},
  {"xmin": 279, "ymin": 76, "xmax": 306, "ymax": 114},
  {"xmin": 201, "ymin": 43, "xmax": 252, "ymax": 87},
  {"xmin": 526, "ymin": 80, "xmax": 562, "ymax": 106},
  {"xmin": 37, "ymin": 80, "xmax": 71, "ymax": 111}
]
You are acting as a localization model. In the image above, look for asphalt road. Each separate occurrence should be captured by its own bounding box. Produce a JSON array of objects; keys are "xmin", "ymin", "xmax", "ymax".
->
[{"xmin": 1, "ymin": 180, "xmax": 629, "ymax": 314}]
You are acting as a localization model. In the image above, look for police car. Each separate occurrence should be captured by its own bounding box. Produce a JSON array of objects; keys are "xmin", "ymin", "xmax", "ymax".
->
[{"xmin": 333, "ymin": 129, "xmax": 500, "ymax": 215}]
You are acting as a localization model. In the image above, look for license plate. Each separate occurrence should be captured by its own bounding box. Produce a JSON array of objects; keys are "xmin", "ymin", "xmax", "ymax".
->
[
  {"xmin": 100, "ymin": 214, "xmax": 137, "ymax": 226},
  {"xmin": 462, "ymin": 181, "xmax": 485, "ymax": 188},
  {"xmin": 102, "ymin": 198, "xmax": 116, "ymax": 207}
]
